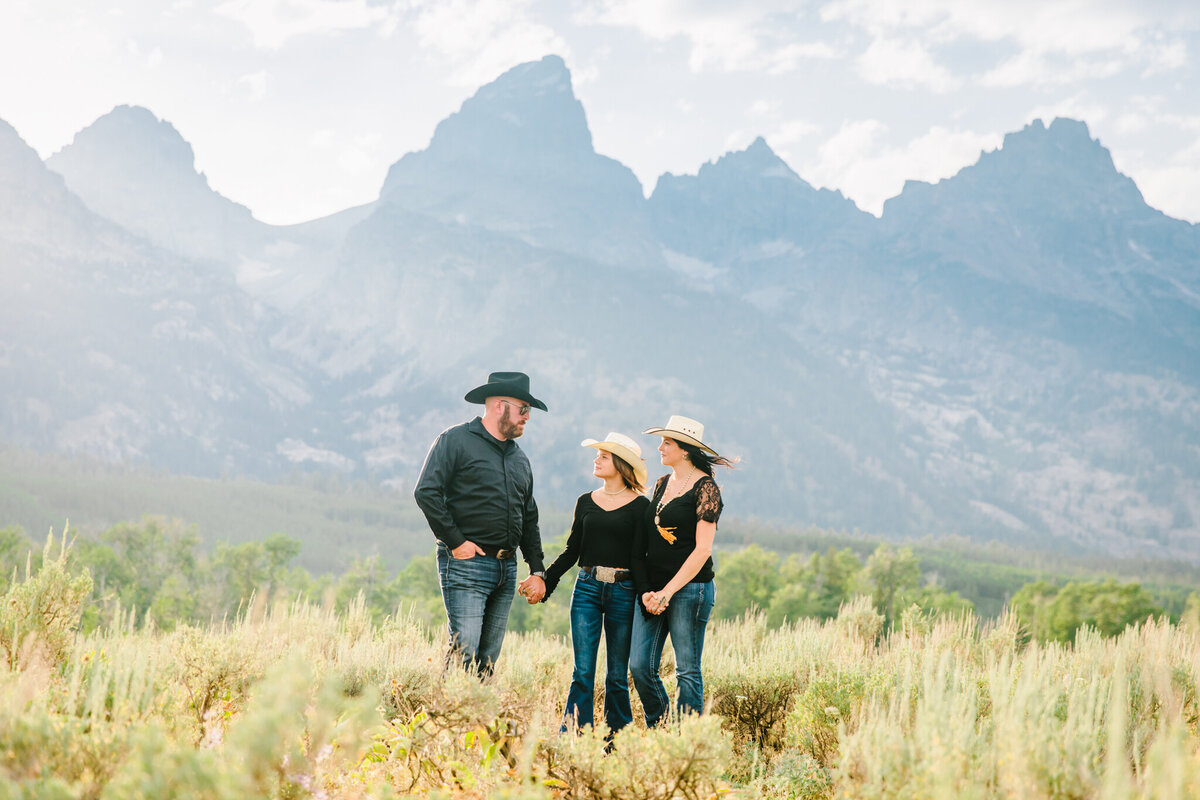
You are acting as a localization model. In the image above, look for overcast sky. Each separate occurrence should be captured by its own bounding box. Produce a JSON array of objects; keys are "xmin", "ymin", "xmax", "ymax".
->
[{"xmin": 2, "ymin": 0, "xmax": 1198, "ymax": 226}]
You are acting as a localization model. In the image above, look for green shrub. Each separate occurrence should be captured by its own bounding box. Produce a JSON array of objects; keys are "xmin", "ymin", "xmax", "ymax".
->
[
  {"xmin": 786, "ymin": 672, "xmax": 870, "ymax": 767},
  {"xmin": 758, "ymin": 749, "xmax": 833, "ymax": 800},
  {"xmin": 1, "ymin": 529, "xmax": 92, "ymax": 670},
  {"xmin": 834, "ymin": 596, "xmax": 883, "ymax": 647},
  {"xmin": 711, "ymin": 672, "xmax": 801, "ymax": 751},
  {"xmin": 544, "ymin": 714, "xmax": 732, "ymax": 800}
]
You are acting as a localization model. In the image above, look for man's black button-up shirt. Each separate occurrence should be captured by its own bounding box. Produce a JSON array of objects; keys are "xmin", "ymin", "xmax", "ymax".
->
[{"xmin": 413, "ymin": 417, "xmax": 544, "ymax": 572}]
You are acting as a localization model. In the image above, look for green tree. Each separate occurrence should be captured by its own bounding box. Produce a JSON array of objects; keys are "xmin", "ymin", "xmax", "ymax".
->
[
  {"xmin": 714, "ymin": 544, "xmax": 782, "ymax": 620},
  {"xmin": 863, "ymin": 544, "xmax": 921, "ymax": 628},
  {"xmin": 72, "ymin": 516, "xmax": 203, "ymax": 628},
  {"xmin": 1011, "ymin": 578, "xmax": 1163, "ymax": 643},
  {"xmin": 765, "ymin": 548, "xmax": 864, "ymax": 626},
  {"xmin": 212, "ymin": 533, "xmax": 307, "ymax": 613},
  {"xmin": 335, "ymin": 555, "xmax": 401, "ymax": 622},
  {"xmin": 804, "ymin": 547, "xmax": 865, "ymax": 620}
]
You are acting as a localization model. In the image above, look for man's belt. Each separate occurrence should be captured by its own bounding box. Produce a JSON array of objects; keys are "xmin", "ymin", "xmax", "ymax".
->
[
  {"xmin": 582, "ymin": 565, "xmax": 630, "ymax": 583},
  {"xmin": 479, "ymin": 545, "xmax": 517, "ymax": 559}
]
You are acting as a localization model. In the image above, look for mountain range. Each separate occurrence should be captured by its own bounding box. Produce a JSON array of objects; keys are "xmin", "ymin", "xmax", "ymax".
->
[{"xmin": 2, "ymin": 54, "xmax": 1198, "ymax": 562}]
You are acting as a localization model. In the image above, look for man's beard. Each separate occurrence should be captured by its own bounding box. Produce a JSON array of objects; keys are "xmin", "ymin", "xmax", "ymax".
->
[{"xmin": 498, "ymin": 408, "xmax": 524, "ymax": 439}]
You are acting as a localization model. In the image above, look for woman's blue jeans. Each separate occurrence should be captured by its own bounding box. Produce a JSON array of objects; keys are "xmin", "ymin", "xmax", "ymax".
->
[
  {"xmin": 564, "ymin": 570, "xmax": 635, "ymax": 732},
  {"xmin": 629, "ymin": 580, "xmax": 715, "ymax": 727},
  {"xmin": 436, "ymin": 543, "xmax": 517, "ymax": 677}
]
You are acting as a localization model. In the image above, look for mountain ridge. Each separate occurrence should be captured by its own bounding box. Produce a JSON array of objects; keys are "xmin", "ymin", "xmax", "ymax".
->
[{"xmin": 1, "ymin": 57, "xmax": 1197, "ymax": 562}]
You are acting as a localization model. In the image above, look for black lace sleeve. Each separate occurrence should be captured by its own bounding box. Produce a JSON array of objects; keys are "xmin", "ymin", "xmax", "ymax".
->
[{"xmin": 695, "ymin": 478, "xmax": 723, "ymax": 524}]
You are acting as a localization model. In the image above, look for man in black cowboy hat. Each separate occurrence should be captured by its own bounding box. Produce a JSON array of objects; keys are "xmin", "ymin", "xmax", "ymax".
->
[{"xmin": 414, "ymin": 371, "xmax": 549, "ymax": 677}]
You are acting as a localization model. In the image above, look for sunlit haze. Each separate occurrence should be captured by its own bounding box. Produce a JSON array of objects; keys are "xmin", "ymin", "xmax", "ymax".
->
[{"xmin": 2, "ymin": 0, "xmax": 1198, "ymax": 226}]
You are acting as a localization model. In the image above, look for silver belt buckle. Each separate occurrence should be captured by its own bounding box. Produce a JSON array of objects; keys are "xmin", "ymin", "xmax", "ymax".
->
[{"xmin": 594, "ymin": 566, "xmax": 619, "ymax": 583}]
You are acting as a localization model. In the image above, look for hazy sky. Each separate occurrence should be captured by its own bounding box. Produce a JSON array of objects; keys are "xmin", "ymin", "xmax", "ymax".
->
[{"xmin": 2, "ymin": 0, "xmax": 1198, "ymax": 226}]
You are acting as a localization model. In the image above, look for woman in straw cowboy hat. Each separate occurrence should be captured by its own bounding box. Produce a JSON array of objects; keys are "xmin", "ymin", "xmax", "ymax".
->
[
  {"xmin": 530, "ymin": 432, "xmax": 648, "ymax": 733},
  {"xmin": 630, "ymin": 415, "xmax": 736, "ymax": 726}
]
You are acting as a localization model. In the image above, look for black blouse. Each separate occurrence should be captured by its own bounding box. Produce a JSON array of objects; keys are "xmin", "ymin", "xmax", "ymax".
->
[
  {"xmin": 633, "ymin": 474, "xmax": 723, "ymax": 594},
  {"xmin": 542, "ymin": 492, "xmax": 649, "ymax": 599}
]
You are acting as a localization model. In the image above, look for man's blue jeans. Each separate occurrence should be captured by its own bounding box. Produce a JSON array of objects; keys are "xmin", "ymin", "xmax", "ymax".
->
[
  {"xmin": 563, "ymin": 569, "xmax": 635, "ymax": 732},
  {"xmin": 629, "ymin": 580, "xmax": 715, "ymax": 727},
  {"xmin": 436, "ymin": 543, "xmax": 517, "ymax": 677}
]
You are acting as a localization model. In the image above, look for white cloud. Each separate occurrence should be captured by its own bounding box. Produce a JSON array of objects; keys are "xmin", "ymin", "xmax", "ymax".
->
[
  {"xmin": 805, "ymin": 122, "xmax": 1001, "ymax": 215},
  {"xmin": 235, "ymin": 70, "xmax": 271, "ymax": 101},
  {"xmin": 748, "ymin": 99, "xmax": 779, "ymax": 116},
  {"xmin": 214, "ymin": 0, "xmax": 392, "ymax": 49},
  {"xmin": 981, "ymin": 51, "xmax": 1125, "ymax": 88},
  {"xmin": 576, "ymin": 0, "xmax": 836, "ymax": 73},
  {"xmin": 824, "ymin": 0, "xmax": 1196, "ymax": 87},
  {"xmin": 409, "ymin": 0, "xmax": 570, "ymax": 86},
  {"xmin": 1116, "ymin": 113, "xmax": 1149, "ymax": 136},
  {"xmin": 857, "ymin": 37, "xmax": 961, "ymax": 92},
  {"xmin": 1109, "ymin": 111, "xmax": 1200, "ymax": 221},
  {"xmin": 723, "ymin": 128, "xmax": 757, "ymax": 151},
  {"xmin": 1026, "ymin": 95, "xmax": 1111, "ymax": 128},
  {"xmin": 769, "ymin": 119, "xmax": 819, "ymax": 147}
]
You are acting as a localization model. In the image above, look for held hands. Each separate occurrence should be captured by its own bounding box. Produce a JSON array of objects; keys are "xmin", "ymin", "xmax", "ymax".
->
[
  {"xmin": 451, "ymin": 540, "xmax": 486, "ymax": 559},
  {"xmin": 518, "ymin": 575, "xmax": 546, "ymax": 603},
  {"xmin": 642, "ymin": 590, "xmax": 672, "ymax": 615}
]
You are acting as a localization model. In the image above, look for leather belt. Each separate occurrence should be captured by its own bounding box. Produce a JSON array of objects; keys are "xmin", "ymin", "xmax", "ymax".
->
[
  {"xmin": 582, "ymin": 565, "xmax": 630, "ymax": 583},
  {"xmin": 479, "ymin": 545, "xmax": 516, "ymax": 559}
]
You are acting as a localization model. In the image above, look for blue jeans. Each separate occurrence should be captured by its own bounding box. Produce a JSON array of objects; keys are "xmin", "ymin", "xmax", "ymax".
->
[
  {"xmin": 629, "ymin": 580, "xmax": 715, "ymax": 727},
  {"xmin": 436, "ymin": 543, "xmax": 517, "ymax": 677},
  {"xmin": 564, "ymin": 570, "xmax": 635, "ymax": 732}
]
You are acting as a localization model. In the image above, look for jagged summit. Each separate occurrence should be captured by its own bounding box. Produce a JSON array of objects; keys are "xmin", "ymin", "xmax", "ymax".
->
[
  {"xmin": 386, "ymin": 54, "xmax": 592, "ymax": 179},
  {"xmin": 374, "ymin": 55, "xmax": 656, "ymax": 267},
  {"xmin": 53, "ymin": 105, "xmax": 200, "ymax": 174},
  {"xmin": 648, "ymin": 135, "xmax": 868, "ymax": 265},
  {"xmin": 0, "ymin": 118, "xmax": 51, "ymax": 180},
  {"xmin": 883, "ymin": 117, "xmax": 1147, "ymax": 223},
  {"xmin": 879, "ymin": 117, "xmax": 1197, "ymax": 314},
  {"xmin": 48, "ymin": 105, "xmax": 257, "ymax": 260}
]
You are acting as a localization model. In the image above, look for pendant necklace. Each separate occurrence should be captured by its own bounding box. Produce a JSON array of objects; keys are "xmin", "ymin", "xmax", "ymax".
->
[{"xmin": 655, "ymin": 465, "xmax": 696, "ymax": 544}]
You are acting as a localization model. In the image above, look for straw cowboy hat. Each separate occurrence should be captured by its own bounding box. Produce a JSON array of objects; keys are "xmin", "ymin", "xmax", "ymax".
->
[
  {"xmin": 581, "ymin": 432, "xmax": 648, "ymax": 486},
  {"xmin": 643, "ymin": 415, "xmax": 720, "ymax": 456},
  {"xmin": 463, "ymin": 371, "xmax": 548, "ymax": 411}
]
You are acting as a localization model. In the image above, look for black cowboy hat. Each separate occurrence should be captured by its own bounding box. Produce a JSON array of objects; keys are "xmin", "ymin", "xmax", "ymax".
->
[{"xmin": 463, "ymin": 371, "xmax": 548, "ymax": 411}]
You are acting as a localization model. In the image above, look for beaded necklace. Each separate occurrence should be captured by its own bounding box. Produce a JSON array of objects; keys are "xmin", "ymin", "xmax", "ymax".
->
[{"xmin": 654, "ymin": 465, "xmax": 696, "ymax": 544}]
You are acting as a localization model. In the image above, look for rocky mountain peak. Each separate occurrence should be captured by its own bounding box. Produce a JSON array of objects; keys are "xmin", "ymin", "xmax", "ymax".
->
[
  {"xmin": 414, "ymin": 54, "xmax": 593, "ymax": 168},
  {"xmin": 648, "ymin": 136, "xmax": 867, "ymax": 265},
  {"xmin": 0, "ymin": 118, "xmax": 52, "ymax": 182},
  {"xmin": 883, "ymin": 117, "xmax": 1147, "ymax": 224},
  {"xmin": 51, "ymin": 105, "xmax": 201, "ymax": 181},
  {"xmin": 47, "ymin": 105, "xmax": 255, "ymax": 260},
  {"xmin": 374, "ymin": 55, "xmax": 655, "ymax": 267}
]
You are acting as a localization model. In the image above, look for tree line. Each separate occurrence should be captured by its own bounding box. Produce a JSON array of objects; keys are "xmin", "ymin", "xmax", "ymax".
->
[{"xmin": 1, "ymin": 518, "xmax": 1189, "ymax": 643}]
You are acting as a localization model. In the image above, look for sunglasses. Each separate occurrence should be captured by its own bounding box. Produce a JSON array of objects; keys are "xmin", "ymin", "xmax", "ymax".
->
[{"xmin": 499, "ymin": 400, "xmax": 532, "ymax": 415}]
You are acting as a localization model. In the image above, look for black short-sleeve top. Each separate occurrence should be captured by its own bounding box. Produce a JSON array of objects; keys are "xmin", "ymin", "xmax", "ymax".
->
[
  {"xmin": 638, "ymin": 474, "xmax": 723, "ymax": 591},
  {"xmin": 542, "ymin": 492, "xmax": 649, "ymax": 599}
]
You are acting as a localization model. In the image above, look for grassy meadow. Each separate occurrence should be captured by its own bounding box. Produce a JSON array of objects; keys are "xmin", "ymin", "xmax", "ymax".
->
[{"xmin": 3, "ymin": 536, "xmax": 1200, "ymax": 799}]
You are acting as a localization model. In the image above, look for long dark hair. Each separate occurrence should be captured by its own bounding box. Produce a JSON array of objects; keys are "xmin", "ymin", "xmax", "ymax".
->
[{"xmin": 674, "ymin": 439, "xmax": 738, "ymax": 477}]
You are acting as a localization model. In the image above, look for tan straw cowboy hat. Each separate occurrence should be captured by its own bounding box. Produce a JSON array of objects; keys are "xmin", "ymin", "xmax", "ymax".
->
[
  {"xmin": 581, "ymin": 432, "xmax": 648, "ymax": 486},
  {"xmin": 643, "ymin": 415, "xmax": 720, "ymax": 456}
]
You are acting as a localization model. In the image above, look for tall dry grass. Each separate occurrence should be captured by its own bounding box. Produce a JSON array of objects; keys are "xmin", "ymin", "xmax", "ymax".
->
[{"xmin": 1, "ymin": 544, "xmax": 1198, "ymax": 799}]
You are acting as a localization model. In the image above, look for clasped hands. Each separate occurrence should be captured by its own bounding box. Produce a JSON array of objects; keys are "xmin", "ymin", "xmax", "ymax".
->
[
  {"xmin": 641, "ymin": 590, "xmax": 672, "ymax": 615},
  {"xmin": 519, "ymin": 575, "xmax": 545, "ymax": 603}
]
